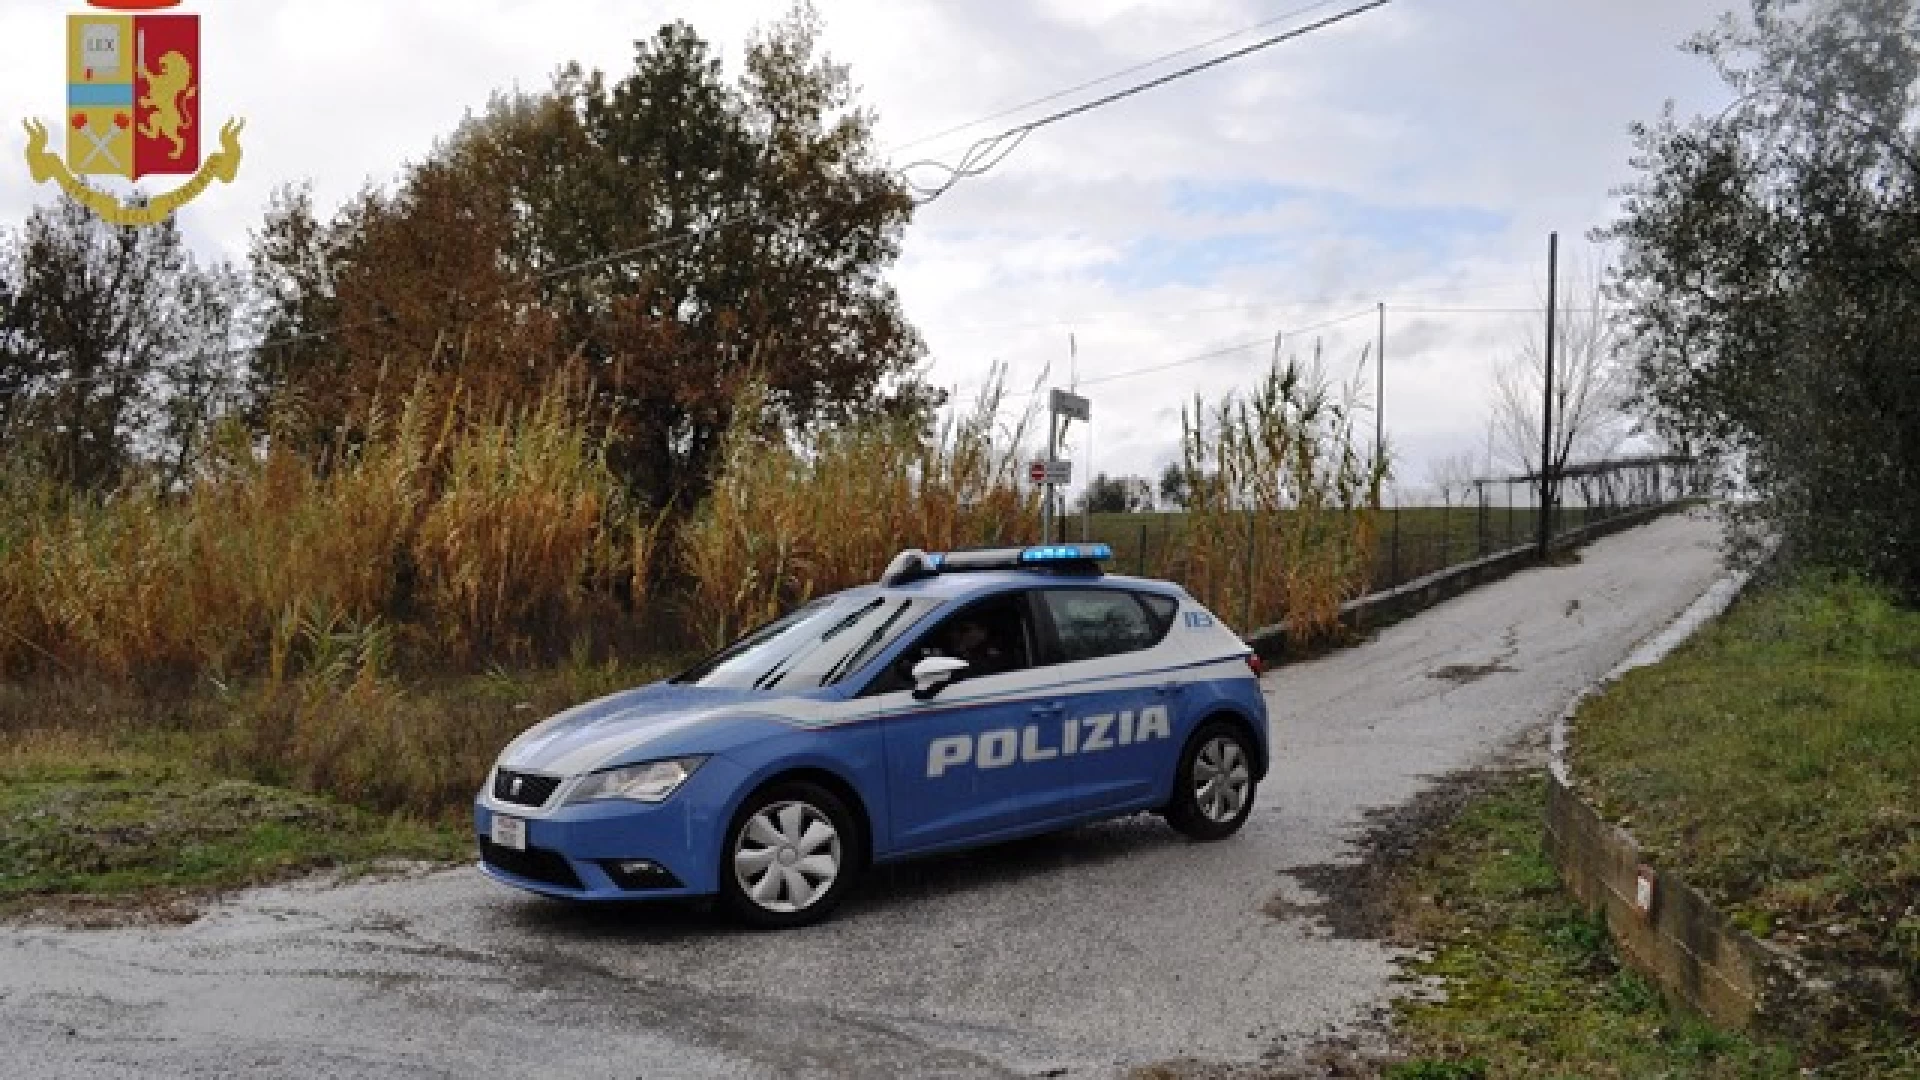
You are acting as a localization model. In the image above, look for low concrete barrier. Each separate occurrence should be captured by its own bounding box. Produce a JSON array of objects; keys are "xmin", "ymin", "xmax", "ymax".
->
[
  {"xmin": 1543, "ymin": 774, "xmax": 1799, "ymax": 1029},
  {"xmin": 1248, "ymin": 501, "xmax": 1689, "ymax": 662}
]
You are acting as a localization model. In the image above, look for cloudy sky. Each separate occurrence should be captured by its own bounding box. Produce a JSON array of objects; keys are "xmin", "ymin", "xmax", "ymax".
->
[{"xmin": 0, "ymin": 0, "xmax": 1738, "ymax": 495}]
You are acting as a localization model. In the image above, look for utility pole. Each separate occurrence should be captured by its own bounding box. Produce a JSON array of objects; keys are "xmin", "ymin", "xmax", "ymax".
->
[
  {"xmin": 1375, "ymin": 302, "xmax": 1386, "ymax": 469},
  {"xmin": 1537, "ymin": 232, "xmax": 1559, "ymax": 556}
]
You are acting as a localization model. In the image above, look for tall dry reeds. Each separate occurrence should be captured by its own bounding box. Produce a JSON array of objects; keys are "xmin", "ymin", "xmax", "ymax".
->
[
  {"xmin": 0, "ymin": 373, "xmax": 632, "ymax": 680},
  {"xmin": 680, "ymin": 369, "xmax": 1042, "ymax": 647},
  {"xmin": 412, "ymin": 383, "xmax": 627, "ymax": 660},
  {"xmin": 1174, "ymin": 349, "xmax": 1381, "ymax": 640}
]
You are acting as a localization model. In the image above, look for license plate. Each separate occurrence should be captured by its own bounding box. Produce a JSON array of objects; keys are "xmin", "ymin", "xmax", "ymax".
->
[{"xmin": 489, "ymin": 813, "xmax": 527, "ymax": 852}]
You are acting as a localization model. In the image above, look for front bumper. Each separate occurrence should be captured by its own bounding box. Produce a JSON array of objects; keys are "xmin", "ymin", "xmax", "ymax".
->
[{"xmin": 473, "ymin": 755, "xmax": 745, "ymax": 901}]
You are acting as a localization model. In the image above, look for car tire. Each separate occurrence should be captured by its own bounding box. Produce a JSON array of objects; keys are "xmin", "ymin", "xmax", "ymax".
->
[
  {"xmin": 1165, "ymin": 720, "xmax": 1258, "ymax": 841},
  {"xmin": 717, "ymin": 781, "xmax": 859, "ymax": 929}
]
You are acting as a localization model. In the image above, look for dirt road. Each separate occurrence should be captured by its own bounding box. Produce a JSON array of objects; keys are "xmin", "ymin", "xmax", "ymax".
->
[{"xmin": 0, "ymin": 512, "xmax": 1727, "ymax": 1078}]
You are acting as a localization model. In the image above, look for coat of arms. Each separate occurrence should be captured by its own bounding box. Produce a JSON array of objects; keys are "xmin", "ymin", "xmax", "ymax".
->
[{"xmin": 20, "ymin": 0, "xmax": 243, "ymax": 228}]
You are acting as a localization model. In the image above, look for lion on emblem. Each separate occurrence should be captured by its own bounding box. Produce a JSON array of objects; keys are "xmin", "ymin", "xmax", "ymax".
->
[{"xmin": 138, "ymin": 50, "xmax": 196, "ymax": 161}]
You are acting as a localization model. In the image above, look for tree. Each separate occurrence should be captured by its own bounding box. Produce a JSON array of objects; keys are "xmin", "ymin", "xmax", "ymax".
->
[
  {"xmin": 249, "ymin": 8, "xmax": 929, "ymax": 510},
  {"xmin": 1609, "ymin": 0, "xmax": 1920, "ymax": 597},
  {"xmin": 1, "ymin": 199, "xmax": 241, "ymax": 491},
  {"xmin": 1157, "ymin": 461, "xmax": 1190, "ymax": 510},
  {"xmin": 1076, "ymin": 473, "xmax": 1152, "ymax": 514},
  {"xmin": 1489, "ymin": 256, "xmax": 1633, "ymax": 483},
  {"xmin": 1424, "ymin": 450, "xmax": 1479, "ymax": 509}
]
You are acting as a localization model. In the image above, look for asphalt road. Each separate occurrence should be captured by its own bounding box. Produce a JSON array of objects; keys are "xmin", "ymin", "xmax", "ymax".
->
[{"xmin": 0, "ymin": 511, "xmax": 1728, "ymax": 1079}]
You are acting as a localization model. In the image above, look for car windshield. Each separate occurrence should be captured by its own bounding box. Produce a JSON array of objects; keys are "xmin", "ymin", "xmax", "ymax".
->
[{"xmin": 670, "ymin": 593, "xmax": 942, "ymax": 691}]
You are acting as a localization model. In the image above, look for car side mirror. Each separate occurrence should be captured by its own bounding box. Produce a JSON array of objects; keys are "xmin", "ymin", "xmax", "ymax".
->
[{"xmin": 910, "ymin": 656, "xmax": 970, "ymax": 700}]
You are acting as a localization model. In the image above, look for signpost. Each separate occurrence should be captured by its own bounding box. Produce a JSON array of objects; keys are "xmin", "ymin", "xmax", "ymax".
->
[
  {"xmin": 1049, "ymin": 388, "xmax": 1090, "ymax": 422},
  {"xmin": 1028, "ymin": 459, "xmax": 1072, "ymax": 485},
  {"xmin": 1040, "ymin": 389, "xmax": 1091, "ymax": 542}
]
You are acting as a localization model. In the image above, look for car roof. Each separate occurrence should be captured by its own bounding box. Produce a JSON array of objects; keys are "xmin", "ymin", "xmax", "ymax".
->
[{"xmin": 846, "ymin": 569, "xmax": 1186, "ymax": 603}]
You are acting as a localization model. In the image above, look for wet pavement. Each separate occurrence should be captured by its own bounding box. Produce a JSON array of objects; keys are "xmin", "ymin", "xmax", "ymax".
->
[{"xmin": 1, "ymin": 512, "xmax": 1728, "ymax": 1078}]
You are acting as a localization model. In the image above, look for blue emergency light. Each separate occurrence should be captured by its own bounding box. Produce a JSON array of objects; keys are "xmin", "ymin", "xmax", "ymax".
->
[{"xmin": 880, "ymin": 543, "xmax": 1112, "ymax": 586}]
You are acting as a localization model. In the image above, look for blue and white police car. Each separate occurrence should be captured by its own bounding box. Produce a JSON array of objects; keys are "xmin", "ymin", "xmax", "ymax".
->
[{"xmin": 475, "ymin": 543, "xmax": 1270, "ymax": 927}]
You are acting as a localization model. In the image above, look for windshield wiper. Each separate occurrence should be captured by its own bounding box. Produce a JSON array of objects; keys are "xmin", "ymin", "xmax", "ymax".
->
[
  {"xmin": 819, "ymin": 599, "xmax": 914, "ymax": 687},
  {"xmin": 753, "ymin": 598, "xmax": 886, "ymax": 691}
]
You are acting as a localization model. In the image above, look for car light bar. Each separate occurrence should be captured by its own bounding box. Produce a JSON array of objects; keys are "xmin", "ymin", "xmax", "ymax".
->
[
  {"xmin": 880, "ymin": 544, "xmax": 1111, "ymax": 586},
  {"xmin": 1020, "ymin": 544, "xmax": 1112, "ymax": 563}
]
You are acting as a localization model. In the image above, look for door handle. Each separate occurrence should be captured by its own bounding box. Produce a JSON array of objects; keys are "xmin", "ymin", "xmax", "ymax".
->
[
  {"xmin": 1154, "ymin": 682, "xmax": 1178, "ymax": 696},
  {"xmin": 1031, "ymin": 702, "xmax": 1064, "ymax": 717}
]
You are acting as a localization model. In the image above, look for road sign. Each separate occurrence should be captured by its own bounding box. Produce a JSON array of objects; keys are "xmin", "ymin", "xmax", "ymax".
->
[
  {"xmin": 1049, "ymin": 388, "xmax": 1090, "ymax": 422},
  {"xmin": 1029, "ymin": 459, "xmax": 1072, "ymax": 485}
]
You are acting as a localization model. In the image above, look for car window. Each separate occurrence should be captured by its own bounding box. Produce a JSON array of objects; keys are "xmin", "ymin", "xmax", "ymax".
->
[
  {"xmin": 1137, "ymin": 592, "xmax": 1178, "ymax": 634},
  {"xmin": 671, "ymin": 594, "xmax": 941, "ymax": 690},
  {"xmin": 1041, "ymin": 589, "xmax": 1165, "ymax": 663},
  {"xmin": 862, "ymin": 591, "xmax": 1034, "ymax": 696}
]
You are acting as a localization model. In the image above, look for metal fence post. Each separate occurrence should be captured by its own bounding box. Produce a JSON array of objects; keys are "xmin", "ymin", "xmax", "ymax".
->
[
  {"xmin": 1477, "ymin": 481, "xmax": 1488, "ymax": 557},
  {"xmin": 1390, "ymin": 501, "xmax": 1401, "ymax": 587},
  {"xmin": 1243, "ymin": 509, "xmax": 1257, "ymax": 632}
]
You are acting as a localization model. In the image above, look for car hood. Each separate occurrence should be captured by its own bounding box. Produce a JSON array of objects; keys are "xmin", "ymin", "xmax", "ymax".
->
[{"xmin": 498, "ymin": 683, "xmax": 800, "ymax": 777}]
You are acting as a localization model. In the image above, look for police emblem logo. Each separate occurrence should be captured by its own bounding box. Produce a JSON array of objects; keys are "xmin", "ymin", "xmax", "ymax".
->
[{"xmin": 20, "ymin": 0, "xmax": 244, "ymax": 228}]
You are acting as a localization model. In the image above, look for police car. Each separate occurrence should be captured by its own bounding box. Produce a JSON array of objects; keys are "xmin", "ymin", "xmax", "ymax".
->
[{"xmin": 475, "ymin": 543, "xmax": 1270, "ymax": 927}]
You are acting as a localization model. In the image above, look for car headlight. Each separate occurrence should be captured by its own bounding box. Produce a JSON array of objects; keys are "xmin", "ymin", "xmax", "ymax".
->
[{"xmin": 566, "ymin": 757, "xmax": 707, "ymax": 804}]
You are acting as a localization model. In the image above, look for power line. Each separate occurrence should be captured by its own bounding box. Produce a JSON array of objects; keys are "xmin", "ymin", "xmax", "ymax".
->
[
  {"xmin": 901, "ymin": 0, "xmax": 1394, "ymax": 205},
  {"xmin": 1391, "ymin": 305, "xmax": 1614, "ymax": 314},
  {"xmin": 955, "ymin": 305, "xmax": 1377, "ymax": 403},
  {"xmin": 246, "ymin": 210, "xmax": 768, "ymax": 359},
  {"xmin": 885, "ymin": 0, "xmax": 1345, "ymax": 157}
]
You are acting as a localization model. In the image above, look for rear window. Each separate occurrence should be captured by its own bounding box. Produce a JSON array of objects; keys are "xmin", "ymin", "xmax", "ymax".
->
[
  {"xmin": 1137, "ymin": 592, "xmax": 1178, "ymax": 634},
  {"xmin": 1041, "ymin": 589, "xmax": 1171, "ymax": 663}
]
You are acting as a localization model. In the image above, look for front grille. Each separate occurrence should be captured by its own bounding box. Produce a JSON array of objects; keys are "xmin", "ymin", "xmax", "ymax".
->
[
  {"xmin": 493, "ymin": 768, "xmax": 562, "ymax": 808},
  {"xmin": 479, "ymin": 838, "xmax": 584, "ymax": 891}
]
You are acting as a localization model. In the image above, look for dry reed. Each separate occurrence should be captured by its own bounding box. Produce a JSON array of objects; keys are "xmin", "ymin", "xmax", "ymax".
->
[
  {"xmin": 1173, "ymin": 349, "xmax": 1381, "ymax": 639},
  {"xmin": 679, "ymin": 369, "xmax": 1042, "ymax": 647}
]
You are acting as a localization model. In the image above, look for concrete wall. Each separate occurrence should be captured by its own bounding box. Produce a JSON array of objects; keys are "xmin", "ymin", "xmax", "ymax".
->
[{"xmin": 1543, "ymin": 774, "xmax": 1797, "ymax": 1030}]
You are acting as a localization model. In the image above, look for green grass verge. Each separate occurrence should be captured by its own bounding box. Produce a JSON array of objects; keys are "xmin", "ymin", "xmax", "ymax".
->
[
  {"xmin": 0, "ymin": 658, "xmax": 691, "ymax": 912},
  {"xmin": 1388, "ymin": 771, "xmax": 1798, "ymax": 1079},
  {"xmin": 0, "ymin": 736, "xmax": 464, "ymax": 912},
  {"xmin": 1568, "ymin": 575, "xmax": 1919, "ymax": 1069}
]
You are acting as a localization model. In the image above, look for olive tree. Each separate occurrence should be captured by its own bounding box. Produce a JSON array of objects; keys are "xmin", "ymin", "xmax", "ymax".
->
[{"xmin": 1608, "ymin": 0, "xmax": 1920, "ymax": 597}]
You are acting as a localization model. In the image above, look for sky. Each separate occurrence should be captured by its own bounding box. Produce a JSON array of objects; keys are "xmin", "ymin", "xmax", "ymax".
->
[{"xmin": 0, "ymin": 0, "xmax": 1739, "ymax": 498}]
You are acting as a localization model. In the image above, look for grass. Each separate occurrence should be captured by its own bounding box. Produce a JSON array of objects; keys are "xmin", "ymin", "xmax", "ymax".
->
[
  {"xmin": 0, "ymin": 655, "xmax": 691, "ymax": 911},
  {"xmin": 1567, "ymin": 575, "xmax": 1920, "ymax": 1066},
  {"xmin": 0, "ymin": 655, "xmax": 683, "ymax": 823},
  {"xmin": 0, "ymin": 732, "xmax": 463, "ymax": 913},
  {"xmin": 1388, "ymin": 771, "xmax": 1799, "ymax": 1079}
]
